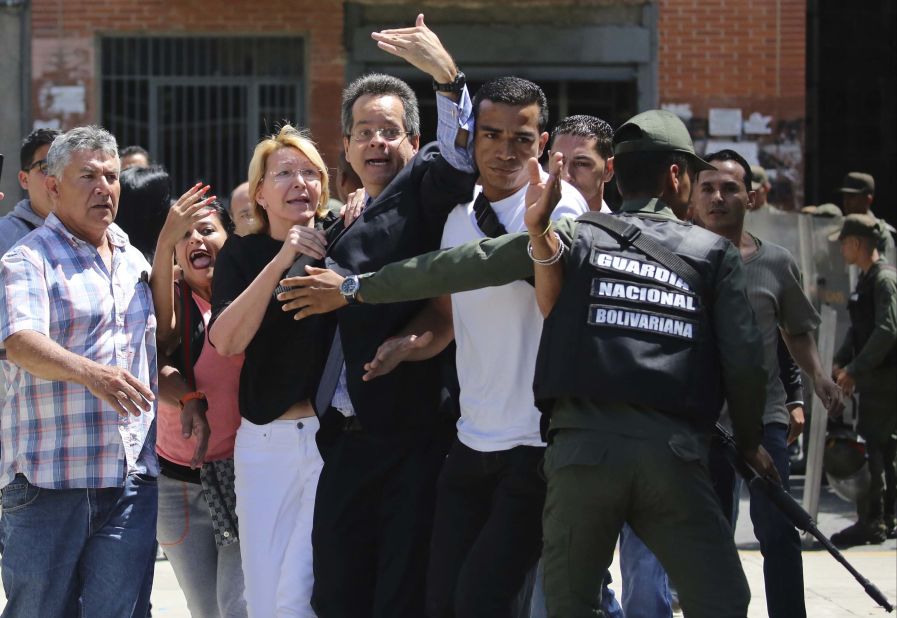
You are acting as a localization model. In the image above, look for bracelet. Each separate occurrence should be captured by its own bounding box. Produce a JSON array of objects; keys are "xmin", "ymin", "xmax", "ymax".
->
[
  {"xmin": 527, "ymin": 232, "xmax": 565, "ymax": 266},
  {"xmin": 178, "ymin": 391, "xmax": 207, "ymax": 410},
  {"xmin": 529, "ymin": 221, "xmax": 552, "ymax": 238}
]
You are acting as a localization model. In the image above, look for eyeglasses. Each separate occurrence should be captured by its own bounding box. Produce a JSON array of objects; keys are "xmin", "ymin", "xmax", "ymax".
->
[
  {"xmin": 269, "ymin": 168, "xmax": 322, "ymax": 183},
  {"xmin": 349, "ymin": 127, "xmax": 411, "ymax": 143},
  {"xmin": 23, "ymin": 159, "xmax": 48, "ymax": 175}
]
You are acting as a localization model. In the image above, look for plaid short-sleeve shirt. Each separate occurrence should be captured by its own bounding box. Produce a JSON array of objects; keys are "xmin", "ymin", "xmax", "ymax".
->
[{"xmin": 0, "ymin": 213, "xmax": 158, "ymax": 489}]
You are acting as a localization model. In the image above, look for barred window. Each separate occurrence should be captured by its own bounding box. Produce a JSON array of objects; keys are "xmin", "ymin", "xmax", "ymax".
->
[{"xmin": 100, "ymin": 36, "xmax": 305, "ymax": 195}]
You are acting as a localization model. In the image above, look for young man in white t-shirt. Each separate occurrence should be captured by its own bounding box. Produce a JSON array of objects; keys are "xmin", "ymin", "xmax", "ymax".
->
[
  {"xmin": 354, "ymin": 73, "xmax": 593, "ymax": 616},
  {"xmin": 426, "ymin": 76, "xmax": 590, "ymax": 618}
]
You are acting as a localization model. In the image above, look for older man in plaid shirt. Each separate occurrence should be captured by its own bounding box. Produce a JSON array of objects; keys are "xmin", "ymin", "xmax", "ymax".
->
[{"xmin": 0, "ymin": 126, "xmax": 194, "ymax": 617}]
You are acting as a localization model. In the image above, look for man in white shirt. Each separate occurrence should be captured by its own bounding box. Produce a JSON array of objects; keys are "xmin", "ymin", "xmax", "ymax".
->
[
  {"xmin": 425, "ymin": 75, "xmax": 589, "ymax": 618},
  {"xmin": 337, "ymin": 69, "xmax": 592, "ymax": 616}
]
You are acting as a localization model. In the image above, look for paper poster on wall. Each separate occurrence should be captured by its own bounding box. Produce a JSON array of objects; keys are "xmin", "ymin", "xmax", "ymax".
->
[
  {"xmin": 48, "ymin": 86, "xmax": 86, "ymax": 115},
  {"xmin": 743, "ymin": 112, "xmax": 773, "ymax": 135},
  {"xmin": 708, "ymin": 108, "xmax": 742, "ymax": 137},
  {"xmin": 705, "ymin": 140, "xmax": 759, "ymax": 165},
  {"xmin": 661, "ymin": 103, "xmax": 693, "ymax": 121}
]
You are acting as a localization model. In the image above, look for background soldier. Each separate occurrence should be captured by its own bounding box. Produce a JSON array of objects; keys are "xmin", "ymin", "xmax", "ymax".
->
[
  {"xmin": 831, "ymin": 214, "xmax": 897, "ymax": 545},
  {"xmin": 837, "ymin": 172, "xmax": 896, "ymax": 254}
]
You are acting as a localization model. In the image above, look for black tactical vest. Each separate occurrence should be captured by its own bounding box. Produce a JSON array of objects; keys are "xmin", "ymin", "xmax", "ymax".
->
[
  {"xmin": 847, "ymin": 261, "xmax": 897, "ymax": 367},
  {"xmin": 533, "ymin": 213, "xmax": 730, "ymax": 430}
]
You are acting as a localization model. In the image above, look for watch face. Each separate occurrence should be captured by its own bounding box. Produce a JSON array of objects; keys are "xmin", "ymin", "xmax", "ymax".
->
[{"xmin": 340, "ymin": 276, "xmax": 359, "ymax": 296}]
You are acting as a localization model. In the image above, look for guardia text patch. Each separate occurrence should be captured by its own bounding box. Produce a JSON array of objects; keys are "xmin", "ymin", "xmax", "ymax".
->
[{"xmin": 590, "ymin": 251, "xmax": 691, "ymax": 292}]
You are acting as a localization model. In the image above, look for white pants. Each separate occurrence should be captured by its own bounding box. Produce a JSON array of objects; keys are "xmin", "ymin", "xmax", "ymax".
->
[{"xmin": 234, "ymin": 417, "xmax": 323, "ymax": 618}]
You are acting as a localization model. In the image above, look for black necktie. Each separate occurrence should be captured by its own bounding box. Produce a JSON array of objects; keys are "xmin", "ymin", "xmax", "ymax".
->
[{"xmin": 473, "ymin": 192, "xmax": 507, "ymax": 238}]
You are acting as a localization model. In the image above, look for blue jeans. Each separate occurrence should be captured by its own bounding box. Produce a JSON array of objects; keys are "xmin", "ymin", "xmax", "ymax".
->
[
  {"xmin": 619, "ymin": 524, "xmax": 672, "ymax": 618},
  {"xmin": 0, "ymin": 472, "xmax": 158, "ymax": 618}
]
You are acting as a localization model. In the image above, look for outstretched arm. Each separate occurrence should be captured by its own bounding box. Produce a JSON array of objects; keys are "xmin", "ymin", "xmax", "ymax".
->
[
  {"xmin": 362, "ymin": 296, "xmax": 454, "ymax": 381},
  {"xmin": 276, "ymin": 229, "xmax": 543, "ymax": 320}
]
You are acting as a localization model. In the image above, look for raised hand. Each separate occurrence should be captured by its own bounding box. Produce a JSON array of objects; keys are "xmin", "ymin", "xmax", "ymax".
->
[
  {"xmin": 159, "ymin": 182, "xmax": 217, "ymax": 248},
  {"xmin": 342, "ymin": 189, "xmax": 366, "ymax": 227},
  {"xmin": 524, "ymin": 153, "xmax": 563, "ymax": 237},
  {"xmin": 371, "ymin": 14, "xmax": 458, "ymax": 84}
]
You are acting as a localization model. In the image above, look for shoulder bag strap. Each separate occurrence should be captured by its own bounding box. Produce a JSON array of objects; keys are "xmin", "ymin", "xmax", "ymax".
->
[
  {"xmin": 178, "ymin": 279, "xmax": 197, "ymax": 390},
  {"xmin": 576, "ymin": 211, "xmax": 705, "ymax": 296}
]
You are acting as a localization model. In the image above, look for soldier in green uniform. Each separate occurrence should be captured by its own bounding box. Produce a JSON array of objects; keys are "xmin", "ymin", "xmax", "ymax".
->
[
  {"xmin": 282, "ymin": 110, "xmax": 784, "ymax": 618},
  {"xmin": 837, "ymin": 172, "xmax": 896, "ymax": 255},
  {"xmin": 831, "ymin": 214, "xmax": 897, "ymax": 545}
]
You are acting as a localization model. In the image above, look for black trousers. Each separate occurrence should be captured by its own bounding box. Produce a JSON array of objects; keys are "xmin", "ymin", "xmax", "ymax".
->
[
  {"xmin": 861, "ymin": 434, "xmax": 897, "ymax": 524},
  {"xmin": 310, "ymin": 426, "xmax": 446, "ymax": 618},
  {"xmin": 426, "ymin": 440, "xmax": 546, "ymax": 618}
]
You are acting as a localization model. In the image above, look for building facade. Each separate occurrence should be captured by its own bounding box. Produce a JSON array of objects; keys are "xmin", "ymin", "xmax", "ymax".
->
[{"xmin": 1, "ymin": 0, "xmax": 814, "ymax": 212}]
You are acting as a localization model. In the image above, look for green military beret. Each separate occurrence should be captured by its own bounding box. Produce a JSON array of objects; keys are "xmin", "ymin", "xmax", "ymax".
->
[
  {"xmin": 612, "ymin": 110, "xmax": 714, "ymax": 172},
  {"xmin": 750, "ymin": 165, "xmax": 769, "ymax": 190},
  {"xmin": 828, "ymin": 213, "xmax": 882, "ymax": 241},
  {"xmin": 837, "ymin": 172, "xmax": 875, "ymax": 195},
  {"xmin": 813, "ymin": 203, "xmax": 842, "ymax": 217}
]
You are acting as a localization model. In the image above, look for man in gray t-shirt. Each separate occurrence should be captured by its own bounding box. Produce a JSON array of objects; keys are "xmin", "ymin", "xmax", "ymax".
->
[{"xmin": 691, "ymin": 149, "xmax": 843, "ymax": 618}]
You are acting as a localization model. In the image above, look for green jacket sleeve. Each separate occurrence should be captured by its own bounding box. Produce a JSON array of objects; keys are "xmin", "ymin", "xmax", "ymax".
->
[
  {"xmin": 845, "ymin": 268, "xmax": 897, "ymax": 376},
  {"xmin": 834, "ymin": 326, "xmax": 856, "ymax": 368},
  {"xmin": 715, "ymin": 244, "xmax": 767, "ymax": 452},
  {"xmin": 360, "ymin": 218, "xmax": 578, "ymax": 305}
]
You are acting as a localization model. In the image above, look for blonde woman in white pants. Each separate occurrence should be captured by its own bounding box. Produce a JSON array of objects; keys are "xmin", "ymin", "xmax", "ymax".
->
[{"xmin": 209, "ymin": 125, "xmax": 339, "ymax": 617}]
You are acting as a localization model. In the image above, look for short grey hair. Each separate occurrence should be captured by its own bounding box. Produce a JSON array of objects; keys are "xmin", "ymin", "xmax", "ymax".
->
[
  {"xmin": 46, "ymin": 125, "xmax": 119, "ymax": 178},
  {"xmin": 341, "ymin": 74, "xmax": 420, "ymax": 137}
]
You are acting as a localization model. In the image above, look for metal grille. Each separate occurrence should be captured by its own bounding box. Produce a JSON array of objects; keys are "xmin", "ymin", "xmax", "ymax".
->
[
  {"xmin": 403, "ymin": 78, "xmax": 637, "ymax": 146},
  {"xmin": 100, "ymin": 36, "xmax": 305, "ymax": 196}
]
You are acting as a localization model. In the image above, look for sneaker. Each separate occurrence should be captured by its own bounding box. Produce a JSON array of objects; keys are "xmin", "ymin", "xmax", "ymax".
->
[{"xmin": 831, "ymin": 521, "xmax": 888, "ymax": 547}]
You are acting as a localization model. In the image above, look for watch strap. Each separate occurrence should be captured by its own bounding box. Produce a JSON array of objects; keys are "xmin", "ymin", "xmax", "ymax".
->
[{"xmin": 432, "ymin": 70, "xmax": 465, "ymax": 94}]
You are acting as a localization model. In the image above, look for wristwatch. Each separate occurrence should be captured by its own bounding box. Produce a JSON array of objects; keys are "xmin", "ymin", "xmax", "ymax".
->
[
  {"xmin": 339, "ymin": 275, "xmax": 361, "ymax": 305},
  {"xmin": 432, "ymin": 70, "xmax": 465, "ymax": 95}
]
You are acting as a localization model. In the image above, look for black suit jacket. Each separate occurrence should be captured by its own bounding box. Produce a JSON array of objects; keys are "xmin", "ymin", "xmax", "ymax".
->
[{"xmin": 325, "ymin": 142, "xmax": 477, "ymax": 433}]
